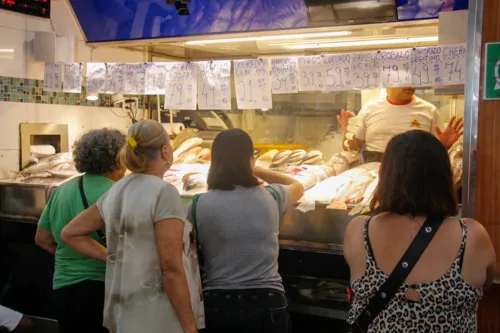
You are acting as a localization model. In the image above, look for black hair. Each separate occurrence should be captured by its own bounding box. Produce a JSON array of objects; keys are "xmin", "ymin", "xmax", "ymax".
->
[
  {"xmin": 73, "ymin": 128, "xmax": 126, "ymax": 175},
  {"xmin": 370, "ymin": 130, "xmax": 458, "ymax": 218}
]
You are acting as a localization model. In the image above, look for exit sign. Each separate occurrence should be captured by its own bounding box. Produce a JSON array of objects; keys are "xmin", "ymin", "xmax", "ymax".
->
[{"xmin": 484, "ymin": 42, "xmax": 500, "ymax": 100}]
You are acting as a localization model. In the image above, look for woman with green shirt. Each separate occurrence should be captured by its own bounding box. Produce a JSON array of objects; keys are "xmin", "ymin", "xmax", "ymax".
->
[{"xmin": 35, "ymin": 128, "xmax": 126, "ymax": 333}]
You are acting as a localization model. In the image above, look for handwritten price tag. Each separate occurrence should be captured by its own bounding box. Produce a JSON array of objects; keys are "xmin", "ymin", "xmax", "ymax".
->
[
  {"xmin": 271, "ymin": 57, "xmax": 298, "ymax": 94},
  {"xmin": 441, "ymin": 44, "xmax": 466, "ymax": 85},
  {"xmin": 380, "ymin": 49, "xmax": 412, "ymax": 88},
  {"xmin": 122, "ymin": 63, "xmax": 146, "ymax": 94},
  {"xmin": 197, "ymin": 60, "xmax": 232, "ymax": 110},
  {"xmin": 411, "ymin": 47, "xmax": 443, "ymax": 87},
  {"xmin": 351, "ymin": 52, "xmax": 381, "ymax": 90},
  {"xmin": 297, "ymin": 56, "xmax": 325, "ymax": 91},
  {"xmin": 63, "ymin": 63, "xmax": 82, "ymax": 93},
  {"xmin": 322, "ymin": 54, "xmax": 352, "ymax": 91},
  {"xmin": 164, "ymin": 62, "xmax": 198, "ymax": 110},
  {"xmin": 145, "ymin": 63, "xmax": 168, "ymax": 95},
  {"xmin": 43, "ymin": 63, "xmax": 63, "ymax": 92},
  {"xmin": 85, "ymin": 63, "xmax": 106, "ymax": 94},
  {"xmin": 105, "ymin": 63, "xmax": 126, "ymax": 94},
  {"xmin": 234, "ymin": 59, "xmax": 272, "ymax": 110}
]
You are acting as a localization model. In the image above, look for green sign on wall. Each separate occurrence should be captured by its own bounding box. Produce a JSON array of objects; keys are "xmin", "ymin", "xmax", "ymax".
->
[{"xmin": 484, "ymin": 42, "xmax": 500, "ymax": 100}]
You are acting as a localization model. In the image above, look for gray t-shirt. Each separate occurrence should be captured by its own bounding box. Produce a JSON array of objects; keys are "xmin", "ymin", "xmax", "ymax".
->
[{"xmin": 188, "ymin": 184, "xmax": 291, "ymax": 292}]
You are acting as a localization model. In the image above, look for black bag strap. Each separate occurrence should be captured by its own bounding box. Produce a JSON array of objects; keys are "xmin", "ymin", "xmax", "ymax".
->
[
  {"xmin": 351, "ymin": 216, "xmax": 444, "ymax": 333},
  {"xmin": 78, "ymin": 176, "xmax": 106, "ymax": 244}
]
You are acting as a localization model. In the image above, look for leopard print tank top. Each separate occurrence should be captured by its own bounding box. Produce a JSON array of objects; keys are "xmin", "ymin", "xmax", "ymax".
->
[{"xmin": 347, "ymin": 219, "xmax": 483, "ymax": 332}]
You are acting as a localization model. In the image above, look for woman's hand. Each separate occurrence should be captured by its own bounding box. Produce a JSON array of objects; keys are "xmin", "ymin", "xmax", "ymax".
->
[{"xmin": 435, "ymin": 116, "xmax": 464, "ymax": 149}]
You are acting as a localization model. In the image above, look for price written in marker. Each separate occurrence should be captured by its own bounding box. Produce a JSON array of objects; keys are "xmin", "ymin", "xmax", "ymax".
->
[
  {"xmin": 85, "ymin": 63, "xmax": 106, "ymax": 94},
  {"xmin": 122, "ymin": 63, "xmax": 146, "ymax": 94},
  {"xmin": 271, "ymin": 57, "xmax": 298, "ymax": 94},
  {"xmin": 63, "ymin": 63, "xmax": 83, "ymax": 93},
  {"xmin": 380, "ymin": 49, "xmax": 412, "ymax": 88},
  {"xmin": 411, "ymin": 46, "xmax": 443, "ymax": 87},
  {"xmin": 164, "ymin": 62, "xmax": 198, "ymax": 110},
  {"xmin": 234, "ymin": 59, "xmax": 272, "ymax": 110},
  {"xmin": 145, "ymin": 63, "xmax": 168, "ymax": 95},
  {"xmin": 351, "ymin": 52, "xmax": 381, "ymax": 90},
  {"xmin": 197, "ymin": 60, "xmax": 232, "ymax": 110},
  {"xmin": 322, "ymin": 54, "xmax": 352, "ymax": 91},
  {"xmin": 441, "ymin": 44, "xmax": 466, "ymax": 85},
  {"xmin": 105, "ymin": 63, "xmax": 126, "ymax": 94},
  {"xmin": 297, "ymin": 56, "xmax": 325, "ymax": 91},
  {"xmin": 43, "ymin": 63, "xmax": 63, "ymax": 92}
]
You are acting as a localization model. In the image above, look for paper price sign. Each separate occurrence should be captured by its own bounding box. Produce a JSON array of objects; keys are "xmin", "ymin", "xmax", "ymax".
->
[
  {"xmin": 63, "ymin": 63, "xmax": 82, "ymax": 93},
  {"xmin": 322, "ymin": 54, "xmax": 352, "ymax": 91},
  {"xmin": 164, "ymin": 62, "xmax": 198, "ymax": 110},
  {"xmin": 380, "ymin": 49, "xmax": 412, "ymax": 88},
  {"xmin": 234, "ymin": 59, "xmax": 272, "ymax": 110},
  {"xmin": 145, "ymin": 63, "xmax": 168, "ymax": 95},
  {"xmin": 271, "ymin": 57, "xmax": 298, "ymax": 94},
  {"xmin": 86, "ymin": 63, "xmax": 106, "ymax": 94},
  {"xmin": 441, "ymin": 44, "xmax": 466, "ymax": 85},
  {"xmin": 197, "ymin": 60, "xmax": 231, "ymax": 110},
  {"xmin": 43, "ymin": 63, "xmax": 63, "ymax": 92},
  {"xmin": 351, "ymin": 52, "xmax": 381, "ymax": 90},
  {"xmin": 122, "ymin": 63, "xmax": 146, "ymax": 94},
  {"xmin": 297, "ymin": 56, "xmax": 325, "ymax": 91},
  {"xmin": 411, "ymin": 47, "xmax": 443, "ymax": 87}
]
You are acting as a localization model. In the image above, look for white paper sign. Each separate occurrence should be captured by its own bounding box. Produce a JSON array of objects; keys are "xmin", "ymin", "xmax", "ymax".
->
[
  {"xmin": 441, "ymin": 44, "xmax": 467, "ymax": 85},
  {"xmin": 351, "ymin": 52, "xmax": 381, "ymax": 90},
  {"xmin": 197, "ymin": 60, "xmax": 232, "ymax": 110},
  {"xmin": 379, "ymin": 49, "xmax": 412, "ymax": 88},
  {"xmin": 85, "ymin": 63, "xmax": 107, "ymax": 94},
  {"xmin": 411, "ymin": 46, "xmax": 443, "ymax": 87},
  {"xmin": 62, "ymin": 63, "xmax": 82, "ymax": 93},
  {"xmin": 122, "ymin": 63, "xmax": 146, "ymax": 94},
  {"xmin": 297, "ymin": 56, "xmax": 325, "ymax": 91},
  {"xmin": 145, "ymin": 63, "xmax": 168, "ymax": 95},
  {"xmin": 271, "ymin": 57, "xmax": 298, "ymax": 94},
  {"xmin": 234, "ymin": 59, "xmax": 272, "ymax": 110},
  {"xmin": 164, "ymin": 62, "xmax": 198, "ymax": 110},
  {"xmin": 322, "ymin": 54, "xmax": 352, "ymax": 91},
  {"xmin": 43, "ymin": 63, "xmax": 63, "ymax": 92}
]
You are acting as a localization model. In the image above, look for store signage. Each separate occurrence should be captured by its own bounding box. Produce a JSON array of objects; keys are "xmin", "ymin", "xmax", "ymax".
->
[{"xmin": 484, "ymin": 42, "xmax": 500, "ymax": 100}]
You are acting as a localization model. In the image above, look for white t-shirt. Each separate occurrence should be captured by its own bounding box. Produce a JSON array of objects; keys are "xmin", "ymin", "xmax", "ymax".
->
[
  {"xmin": 0, "ymin": 305, "xmax": 22, "ymax": 332},
  {"xmin": 355, "ymin": 96, "xmax": 444, "ymax": 153}
]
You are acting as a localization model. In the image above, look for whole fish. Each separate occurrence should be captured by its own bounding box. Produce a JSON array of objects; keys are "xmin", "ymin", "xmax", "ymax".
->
[
  {"xmin": 21, "ymin": 152, "xmax": 73, "ymax": 176},
  {"xmin": 302, "ymin": 150, "xmax": 323, "ymax": 165},
  {"xmin": 285, "ymin": 150, "xmax": 306, "ymax": 166},
  {"xmin": 270, "ymin": 150, "xmax": 293, "ymax": 168},
  {"xmin": 176, "ymin": 147, "xmax": 203, "ymax": 164},
  {"xmin": 48, "ymin": 170, "xmax": 79, "ymax": 179},
  {"xmin": 183, "ymin": 174, "xmax": 207, "ymax": 192},
  {"xmin": 173, "ymin": 137, "xmax": 203, "ymax": 159},
  {"xmin": 197, "ymin": 148, "xmax": 211, "ymax": 161}
]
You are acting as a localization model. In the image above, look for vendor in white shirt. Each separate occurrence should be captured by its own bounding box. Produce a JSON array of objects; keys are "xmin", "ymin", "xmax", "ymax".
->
[{"xmin": 337, "ymin": 87, "xmax": 463, "ymax": 163}]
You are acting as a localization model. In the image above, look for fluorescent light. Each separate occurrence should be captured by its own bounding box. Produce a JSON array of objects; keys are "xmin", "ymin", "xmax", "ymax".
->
[
  {"xmin": 0, "ymin": 49, "xmax": 14, "ymax": 53},
  {"xmin": 185, "ymin": 31, "xmax": 351, "ymax": 45},
  {"xmin": 86, "ymin": 93, "xmax": 98, "ymax": 101},
  {"xmin": 261, "ymin": 108, "xmax": 270, "ymax": 111},
  {"xmin": 283, "ymin": 36, "xmax": 439, "ymax": 49}
]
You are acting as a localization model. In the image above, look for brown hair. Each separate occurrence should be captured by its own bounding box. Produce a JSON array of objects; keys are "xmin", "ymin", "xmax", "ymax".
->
[
  {"xmin": 370, "ymin": 130, "xmax": 458, "ymax": 218},
  {"xmin": 123, "ymin": 120, "xmax": 169, "ymax": 173},
  {"xmin": 207, "ymin": 129, "xmax": 260, "ymax": 190}
]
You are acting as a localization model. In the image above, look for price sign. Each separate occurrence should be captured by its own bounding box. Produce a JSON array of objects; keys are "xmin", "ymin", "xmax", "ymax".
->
[
  {"xmin": 297, "ymin": 56, "xmax": 325, "ymax": 91},
  {"xmin": 441, "ymin": 44, "xmax": 466, "ymax": 85},
  {"xmin": 271, "ymin": 57, "xmax": 298, "ymax": 94},
  {"xmin": 411, "ymin": 47, "xmax": 443, "ymax": 87},
  {"xmin": 197, "ymin": 60, "xmax": 232, "ymax": 110},
  {"xmin": 164, "ymin": 62, "xmax": 198, "ymax": 110},
  {"xmin": 122, "ymin": 63, "xmax": 146, "ymax": 94},
  {"xmin": 145, "ymin": 63, "xmax": 168, "ymax": 95},
  {"xmin": 234, "ymin": 59, "xmax": 272, "ymax": 110},
  {"xmin": 322, "ymin": 54, "xmax": 352, "ymax": 91},
  {"xmin": 380, "ymin": 49, "xmax": 412, "ymax": 88},
  {"xmin": 43, "ymin": 63, "xmax": 63, "ymax": 92},
  {"xmin": 63, "ymin": 63, "xmax": 82, "ymax": 93},
  {"xmin": 85, "ymin": 63, "xmax": 106, "ymax": 94},
  {"xmin": 105, "ymin": 63, "xmax": 126, "ymax": 94},
  {"xmin": 351, "ymin": 52, "xmax": 381, "ymax": 90}
]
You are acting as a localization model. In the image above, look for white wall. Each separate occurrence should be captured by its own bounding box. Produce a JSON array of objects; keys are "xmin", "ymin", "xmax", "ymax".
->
[{"xmin": 0, "ymin": 0, "xmax": 146, "ymax": 171}]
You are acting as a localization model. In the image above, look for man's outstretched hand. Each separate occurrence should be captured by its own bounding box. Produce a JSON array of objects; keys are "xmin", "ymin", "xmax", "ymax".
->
[{"xmin": 435, "ymin": 116, "xmax": 464, "ymax": 149}]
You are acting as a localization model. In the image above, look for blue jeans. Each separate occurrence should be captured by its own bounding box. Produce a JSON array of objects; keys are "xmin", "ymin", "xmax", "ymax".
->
[{"xmin": 203, "ymin": 289, "xmax": 291, "ymax": 333}]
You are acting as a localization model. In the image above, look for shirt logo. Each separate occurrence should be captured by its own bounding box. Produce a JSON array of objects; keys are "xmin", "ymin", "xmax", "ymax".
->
[{"xmin": 410, "ymin": 119, "xmax": 421, "ymax": 128}]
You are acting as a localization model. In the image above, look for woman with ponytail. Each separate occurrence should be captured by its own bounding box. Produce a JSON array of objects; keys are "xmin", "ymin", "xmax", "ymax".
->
[{"xmin": 61, "ymin": 120, "xmax": 200, "ymax": 333}]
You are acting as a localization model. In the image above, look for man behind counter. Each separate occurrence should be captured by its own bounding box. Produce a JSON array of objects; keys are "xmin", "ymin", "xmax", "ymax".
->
[{"xmin": 337, "ymin": 87, "xmax": 464, "ymax": 163}]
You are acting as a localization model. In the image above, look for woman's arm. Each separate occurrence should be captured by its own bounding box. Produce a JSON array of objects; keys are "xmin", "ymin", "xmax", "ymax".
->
[
  {"xmin": 60, "ymin": 204, "xmax": 107, "ymax": 262},
  {"xmin": 35, "ymin": 227, "xmax": 57, "ymax": 255},
  {"xmin": 155, "ymin": 219, "xmax": 198, "ymax": 333},
  {"xmin": 254, "ymin": 167, "xmax": 304, "ymax": 205}
]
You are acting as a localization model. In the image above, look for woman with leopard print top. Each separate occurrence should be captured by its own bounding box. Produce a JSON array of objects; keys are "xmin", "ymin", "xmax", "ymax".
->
[{"xmin": 344, "ymin": 130, "xmax": 496, "ymax": 332}]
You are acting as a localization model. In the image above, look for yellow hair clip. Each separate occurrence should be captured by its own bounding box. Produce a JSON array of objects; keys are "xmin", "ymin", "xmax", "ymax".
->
[{"xmin": 126, "ymin": 137, "xmax": 137, "ymax": 149}]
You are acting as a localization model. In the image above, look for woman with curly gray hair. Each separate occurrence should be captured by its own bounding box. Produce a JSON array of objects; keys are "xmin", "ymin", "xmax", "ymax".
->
[{"xmin": 35, "ymin": 128, "xmax": 126, "ymax": 333}]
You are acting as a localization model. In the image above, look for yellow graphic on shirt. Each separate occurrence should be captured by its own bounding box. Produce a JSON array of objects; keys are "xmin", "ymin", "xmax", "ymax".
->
[{"xmin": 410, "ymin": 119, "xmax": 421, "ymax": 128}]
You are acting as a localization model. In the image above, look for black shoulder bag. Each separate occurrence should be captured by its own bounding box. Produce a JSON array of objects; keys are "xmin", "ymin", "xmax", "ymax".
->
[
  {"xmin": 78, "ymin": 176, "xmax": 107, "ymax": 246},
  {"xmin": 350, "ymin": 216, "xmax": 444, "ymax": 333}
]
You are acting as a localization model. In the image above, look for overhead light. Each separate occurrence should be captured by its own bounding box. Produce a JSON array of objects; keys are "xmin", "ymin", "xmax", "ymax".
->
[
  {"xmin": 86, "ymin": 93, "xmax": 98, "ymax": 101},
  {"xmin": 185, "ymin": 31, "xmax": 351, "ymax": 45},
  {"xmin": 0, "ymin": 49, "xmax": 14, "ymax": 53},
  {"xmin": 261, "ymin": 108, "xmax": 270, "ymax": 111},
  {"xmin": 283, "ymin": 36, "xmax": 439, "ymax": 49}
]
